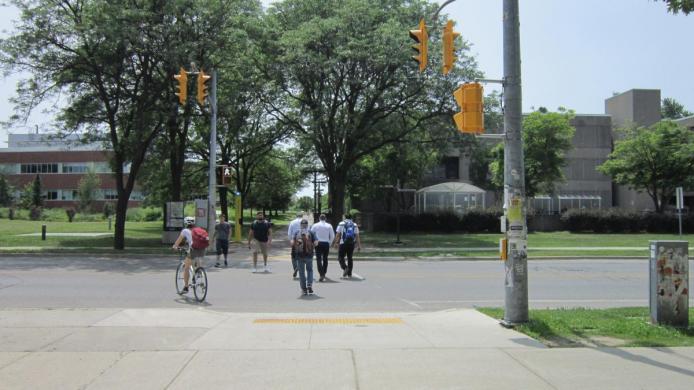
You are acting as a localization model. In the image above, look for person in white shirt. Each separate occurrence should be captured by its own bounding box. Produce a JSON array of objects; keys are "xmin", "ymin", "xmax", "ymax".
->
[
  {"xmin": 287, "ymin": 212, "xmax": 304, "ymax": 278},
  {"xmin": 310, "ymin": 214, "xmax": 335, "ymax": 282}
]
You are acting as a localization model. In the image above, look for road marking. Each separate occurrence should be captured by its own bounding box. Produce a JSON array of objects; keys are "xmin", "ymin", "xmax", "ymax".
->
[
  {"xmin": 253, "ymin": 317, "xmax": 403, "ymax": 325},
  {"xmin": 400, "ymin": 298, "xmax": 423, "ymax": 309}
]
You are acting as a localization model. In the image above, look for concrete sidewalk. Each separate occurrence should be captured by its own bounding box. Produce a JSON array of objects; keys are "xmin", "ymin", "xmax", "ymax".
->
[{"xmin": 1, "ymin": 308, "xmax": 693, "ymax": 389}]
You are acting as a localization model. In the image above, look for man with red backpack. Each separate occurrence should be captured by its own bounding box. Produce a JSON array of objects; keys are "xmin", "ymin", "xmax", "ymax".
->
[{"xmin": 172, "ymin": 216, "xmax": 209, "ymax": 294}]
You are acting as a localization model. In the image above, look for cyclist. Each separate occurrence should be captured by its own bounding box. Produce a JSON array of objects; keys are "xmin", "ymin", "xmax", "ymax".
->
[{"xmin": 172, "ymin": 216, "xmax": 206, "ymax": 294}]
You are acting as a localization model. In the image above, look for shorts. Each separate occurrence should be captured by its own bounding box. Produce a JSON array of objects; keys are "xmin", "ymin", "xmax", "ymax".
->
[
  {"xmin": 189, "ymin": 248, "xmax": 206, "ymax": 259},
  {"xmin": 253, "ymin": 240, "xmax": 268, "ymax": 256},
  {"xmin": 216, "ymin": 239, "xmax": 229, "ymax": 255}
]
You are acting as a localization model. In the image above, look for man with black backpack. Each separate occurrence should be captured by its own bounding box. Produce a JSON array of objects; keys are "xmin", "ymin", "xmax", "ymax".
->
[
  {"xmin": 333, "ymin": 213, "xmax": 361, "ymax": 278},
  {"xmin": 247, "ymin": 211, "xmax": 272, "ymax": 273},
  {"xmin": 291, "ymin": 219, "xmax": 317, "ymax": 295}
]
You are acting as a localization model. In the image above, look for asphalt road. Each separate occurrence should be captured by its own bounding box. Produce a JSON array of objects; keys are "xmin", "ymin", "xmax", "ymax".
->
[{"xmin": 1, "ymin": 254, "xmax": 692, "ymax": 312}]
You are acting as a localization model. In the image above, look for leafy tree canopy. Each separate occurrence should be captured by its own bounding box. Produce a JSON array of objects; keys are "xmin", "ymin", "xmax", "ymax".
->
[{"xmin": 598, "ymin": 121, "xmax": 694, "ymax": 213}]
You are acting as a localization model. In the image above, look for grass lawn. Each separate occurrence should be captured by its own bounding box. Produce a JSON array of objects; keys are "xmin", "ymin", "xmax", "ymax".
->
[{"xmin": 478, "ymin": 307, "xmax": 694, "ymax": 347}]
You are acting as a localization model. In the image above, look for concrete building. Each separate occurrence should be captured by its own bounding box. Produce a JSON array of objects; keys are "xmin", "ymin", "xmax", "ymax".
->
[
  {"xmin": 0, "ymin": 133, "xmax": 142, "ymax": 209},
  {"xmin": 417, "ymin": 88, "xmax": 692, "ymax": 214}
]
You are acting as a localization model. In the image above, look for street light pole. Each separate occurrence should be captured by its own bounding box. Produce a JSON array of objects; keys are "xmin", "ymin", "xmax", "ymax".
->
[{"xmin": 502, "ymin": 0, "xmax": 528, "ymax": 325}]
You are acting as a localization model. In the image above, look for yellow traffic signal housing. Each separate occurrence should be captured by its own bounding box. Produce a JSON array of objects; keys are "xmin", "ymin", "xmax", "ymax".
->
[
  {"xmin": 174, "ymin": 68, "xmax": 188, "ymax": 105},
  {"xmin": 453, "ymin": 82, "xmax": 484, "ymax": 134},
  {"xmin": 442, "ymin": 20, "xmax": 460, "ymax": 75},
  {"xmin": 409, "ymin": 19, "xmax": 428, "ymax": 72},
  {"xmin": 197, "ymin": 70, "xmax": 211, "ymax": 105}
]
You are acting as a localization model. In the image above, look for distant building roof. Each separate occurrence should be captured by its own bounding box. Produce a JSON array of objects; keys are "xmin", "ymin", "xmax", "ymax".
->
[
  {"xmin": 2, "ymin": 133, "xmax": 106, "ymax": 152},
  {"xmin": 417, "ymin": 182, "xmax": 485, "ymax": 194}
]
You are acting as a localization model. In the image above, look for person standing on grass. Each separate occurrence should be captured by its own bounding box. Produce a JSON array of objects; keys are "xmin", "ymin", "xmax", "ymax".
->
[
  {"xmin": 333, "ymin": 213, "xmax": 361, "ymax": 278},
  {"xmin": 311, "ymin": 214, "xmax": 334, "ymax": 282},
  {"xmin": 213, "ymin": 214, "xmax": 231, "ymax": 268},
  {"xmin": 287, "ymin": 212, "xmax": 303, "ymax": 278},
  {"xmin": 247, "ymin": 211, "xmax": 272, "ymax": 273},
  {"xmin": 291, "ymin": 219, "xmax": 317, "ymax": 295}
]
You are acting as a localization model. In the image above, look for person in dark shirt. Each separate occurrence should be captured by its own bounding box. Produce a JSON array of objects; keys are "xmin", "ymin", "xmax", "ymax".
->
[
  {"xmin": 247, "ymin": 211, "xmax": 272, "ymax": 273},
  {"xmin": 213, "ymin": 214, "xmax": 231, "ymax": 267}
]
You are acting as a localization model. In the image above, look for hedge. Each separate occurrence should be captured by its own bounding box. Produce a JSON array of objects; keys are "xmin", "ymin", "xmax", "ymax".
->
[{"xmin": 561, "ymin": 209, "xmax": 693, "ymax": 233}]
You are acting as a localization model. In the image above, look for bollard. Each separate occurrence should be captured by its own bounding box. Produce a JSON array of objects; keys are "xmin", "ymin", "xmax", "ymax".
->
[
  {"xmin": 41, "ymin": 224, "xmax": 46, "ymax": 240},
  {"xmin": 649, "ymin": 241, "xmax": 689, "ymax": 327},
  {"xmin": 108, "ymin": 216, "xmax": 112, "ymax": 231}
]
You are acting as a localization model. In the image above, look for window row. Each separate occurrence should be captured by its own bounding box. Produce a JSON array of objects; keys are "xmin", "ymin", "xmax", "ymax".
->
[
  {"xmin": 1, "ymin": 162, "xmax": 121, "ymax": 174},
  {"xmin": 34, "ymin": 190, "xmax": 144, "ymax": 201}
]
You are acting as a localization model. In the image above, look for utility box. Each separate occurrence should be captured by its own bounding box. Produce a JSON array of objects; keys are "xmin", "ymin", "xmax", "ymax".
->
[{"xmin": 649, "ymin": 241, "xmax": 689, "ymax": 327}]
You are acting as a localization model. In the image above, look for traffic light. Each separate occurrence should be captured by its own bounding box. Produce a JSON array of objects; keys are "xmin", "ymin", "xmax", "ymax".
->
[
  {"xmin": 222, "ymin": 165, "xmax": 232, "ymax": 185},
  {"xmin": 197, "ymin": 69, "xmax": 211, "ymax": 105},
  {"xmin": 453, "ymin": 82, "xmax": 484, "ymax": 134},
  {"xmin": 442, "ymin": 20, "xmax": 460, "ymax": 75},
  {"xmin": 174, "ymin": 68, "xmax": 187, "ymax": 105},
  {"xmin": 409, "ymin": 19, "xmax": 428, "ymax": 72}
]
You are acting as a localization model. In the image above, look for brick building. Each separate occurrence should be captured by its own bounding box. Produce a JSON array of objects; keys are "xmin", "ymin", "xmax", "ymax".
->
[{"xmin": 0, "ymin": 133, "xmax": 143, "ymax": 208}]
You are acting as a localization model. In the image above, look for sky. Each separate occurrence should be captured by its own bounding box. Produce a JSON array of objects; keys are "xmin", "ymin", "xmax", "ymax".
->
[{"xmin": 1, "ymin": 0, "xmax": 692, "ymax": 148}]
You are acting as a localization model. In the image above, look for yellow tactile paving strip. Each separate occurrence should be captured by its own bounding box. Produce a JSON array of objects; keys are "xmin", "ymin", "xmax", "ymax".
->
[{"xmin": 253, "ymin": 318, "xmax": 403, "ymax": 325}]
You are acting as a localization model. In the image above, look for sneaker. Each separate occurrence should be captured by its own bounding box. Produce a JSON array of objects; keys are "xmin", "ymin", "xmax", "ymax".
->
[
  {"xmin": 307, "ymin": 286, "xmax": 314, "ymax": 295},
  {"xmin": 264, "ymin": 265, "xmax": 270, "ymax": 272},
  {"xmin": 224, "ymin": 261, "xmax": 228, "ymax": 267},
  {"xmin": 319, "ymin": 276, "xmax": 325, "ymax": 282},
  {"xmin": 302, "ymin": 289, "xmax": 308, "ymax": 296},
  {"xmin": 180, "ymin": 286, "xmax": 189, "ymax": 294},
  {"xmin": 293, "ymin": 270, "xmax": 298, "ymax": 278},
  {"xmin": 343, "ymin": 270, "xmax": 348, "ymax": 277},
  {"xmin": 215, "ymin": 263, "xmax": 221, "ymax": 268},
  {"xmin": 252, "ymin": 268, "xmax": 258, "ymax": 273}
]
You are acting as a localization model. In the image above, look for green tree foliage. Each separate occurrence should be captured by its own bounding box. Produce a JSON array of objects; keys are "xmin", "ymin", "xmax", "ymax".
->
[
  {"xmin": 490, "ymin": 109, "xmax": 576, "ymax": 197},
  {"xmin": 295, "ymin": 196, "xmax": 313, "ymax": 212},
  {"xmin": 245, "ymin": 153, "xmax": 304, "ymax": 215},
  {"xmin": 598, "ymin": 121, "xmax": 694, "ymax": 213},
  {"xmin": 77, "ymin": 170, "xmax": 101, "ymax": 213},
  {"xmin": 264, "ymin": 0, "xmax": 481, "ymax": 223},
  {"xmin": 658, "ymin": 0, "xmax": 694, "ymax": 14},
  {"xmin": 0, "ymin": 175, "xmax": 13, "ymax": 206},
  {"xmin": 661, "ymin": 97, "xmax": 692, "ymax": 119},
  {"xmin": 19, "ymin": 175, "xmax": 42, "ymax": 209}
]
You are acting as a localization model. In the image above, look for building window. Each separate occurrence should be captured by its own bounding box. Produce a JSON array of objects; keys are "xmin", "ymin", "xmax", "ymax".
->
[
  {"xmin": 45, "ymin": 191, "xmax": 59, "ymax": 200},
  {"xmin": 102, "ymin": 189, "xmax": 118, "ymax": 200},
  {"xmin": 62, "ymin": 164, "xmax": 90, "ymax": 173},
  {"xmin": 443, "ymin": 157, "xmax": 459, "ymax": 180},
  {"xmin": 61, "ymin": 190, "xmax": 78, "ymax": 201},
  {"xmin": 20, "ymin": 163, "xmax": 58, "ymax": 174}
]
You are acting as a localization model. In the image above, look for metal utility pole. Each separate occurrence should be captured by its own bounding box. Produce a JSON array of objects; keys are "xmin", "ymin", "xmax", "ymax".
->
[
  {"xmin": 502, "ymin": 0, "xmax": 528, "ymax": 325},
  {"xmin": 207, "ymin": 70, "xmax": 218, "ymax": 232}
]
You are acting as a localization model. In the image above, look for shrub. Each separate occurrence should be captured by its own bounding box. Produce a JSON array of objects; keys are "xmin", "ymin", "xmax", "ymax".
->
[
  {"xmin": 375, "ymin": 209, "xmax": 502, "ymax": 233},
  {"xmin": 65, "ymin": 208, "xmax": 77, "ymax": 222},
  {"xmin": 561, "ymin": 208, "xmax": 692, "ymax": 233},
  {"xmin": 102, "ymin": 202, "xmax": 115, "ymax": 218},
  {"xmin": 125, "ymin": 207, "xmax": 162, "ymax": 222},
  {"xmin": 42, "ymin": 208, "xmax": 68, "ymax": 222},
  {"xmin": 73, "ymin": 213, "xmax": 104, "ymax": 222},
  {"xmin": 29, "ymin": 206, "xmax": 42, "ymax": 221}
]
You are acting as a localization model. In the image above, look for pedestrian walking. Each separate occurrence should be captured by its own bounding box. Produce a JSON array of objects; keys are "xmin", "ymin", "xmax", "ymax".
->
[
  {"xmin": 213, "ymin": 214, "xmax": 231, "ymax": 267},
  {"xmin": 247, "ymin": 211, "xmax": 272, "ymax": 273},
  {"xmin": 287, "ymin": 212, "xmax": 303, "ymax": 278},
  {"xmin": 291, "ymin": 219, "xmax": 317, "ymax": 295},
  {"xmin": 311, "ymin": 214, "xmax": 334, "ymax": 282},
  {"xmin": 333, "ymin": 213, "xmax": 361, "ymax": 278}
]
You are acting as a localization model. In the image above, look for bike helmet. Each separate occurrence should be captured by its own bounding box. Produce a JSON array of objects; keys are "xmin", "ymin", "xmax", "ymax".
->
[{"xmin": 184, "ymin": 216, "xmax": 195, "ymax": 227}]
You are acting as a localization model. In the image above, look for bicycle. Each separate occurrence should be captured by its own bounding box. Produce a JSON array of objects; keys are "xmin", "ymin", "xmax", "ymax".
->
[{"xmin": 175, "ymin": 247, "xmax": 208, "ymax": 302}]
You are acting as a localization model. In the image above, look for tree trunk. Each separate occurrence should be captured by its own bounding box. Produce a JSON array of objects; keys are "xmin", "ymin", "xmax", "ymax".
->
[
  {"xmin": 219, "ymin": 187, "xmax": 228, "ymax": 219},
  {"xmin": 328, "ymin": 172, "xmax": 347, "ymax": 227},
  {"xmin": 114, "ymin": 194, "xmax": 130, "ymax": 250}
]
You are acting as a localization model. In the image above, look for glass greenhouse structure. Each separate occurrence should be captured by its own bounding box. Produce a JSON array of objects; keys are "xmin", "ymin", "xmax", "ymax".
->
[{"xmin": 415, "ymin": 182, "xmax": 486, "ymax": 214}]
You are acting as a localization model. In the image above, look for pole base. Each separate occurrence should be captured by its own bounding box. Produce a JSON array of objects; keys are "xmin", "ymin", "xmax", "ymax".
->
[{"xmin": 499, "ymin": 319, "xmax": 525, "ymax": 328}]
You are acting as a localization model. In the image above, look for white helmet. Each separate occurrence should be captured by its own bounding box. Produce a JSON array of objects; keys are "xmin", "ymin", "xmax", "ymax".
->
[{"xmin": 184, "ymin": 216, "xmax": 195, "ymax": 227}]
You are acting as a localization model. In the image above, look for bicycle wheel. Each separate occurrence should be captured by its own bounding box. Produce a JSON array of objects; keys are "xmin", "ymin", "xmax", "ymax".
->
[
  {"xmin": 175, "ymin": 262, "xmax": 186, "ymax": 294},
  {"xmin": 193, "ymin": 267, "xmax": 208, "ymax": 302}
]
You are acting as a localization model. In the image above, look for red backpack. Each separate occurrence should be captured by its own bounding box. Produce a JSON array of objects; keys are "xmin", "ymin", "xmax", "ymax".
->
[{"xmin": 190, "ymin": 227, "xmax": 210, "ymax": 249}]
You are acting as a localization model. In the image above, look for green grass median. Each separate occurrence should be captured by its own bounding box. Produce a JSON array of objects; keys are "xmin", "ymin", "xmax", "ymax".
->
[{"xmin": 478, "ymin": 307, "xmax": 694, "ymax": 347}]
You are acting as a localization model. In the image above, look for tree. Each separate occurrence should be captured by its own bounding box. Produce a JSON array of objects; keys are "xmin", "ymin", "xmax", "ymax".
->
[
  {"xmin": 295, "ymin": 196, "xmax": 313, "ymax": 212},
  {"xmin": 245, "ymin": 153, "xmax": 304, "ymax": 216},
  {"xmin": 661, "ymin": 97, "xmax": 692, "ymax": 119},
  {"xmin": 0, "ymin": 175, "xmax": 13, "ymax": 207},
  {"xmin": 0, "ymin": 0, "xmax": 227, "ymax": 249},
  {"xmin": 264, "ymin": 0, "xmax": 480, "ymax": 224},
  {"xmin": 31, "ymin": 174, "xmax": 42, "ymax": 208},
  {"xmin": 77, "ymin": 170, "xmax": 101, "ymax": 213},
  {"xmin": 658, "ymin": 0, "xmax": 694, "ymax": 14},
  {"xmin": 490, "ymin": 109, "xmax": 576, "ymax": 197},
  {"xmin": 598, "ymin": 121, "xmax": 694, "ymax": 213}
]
